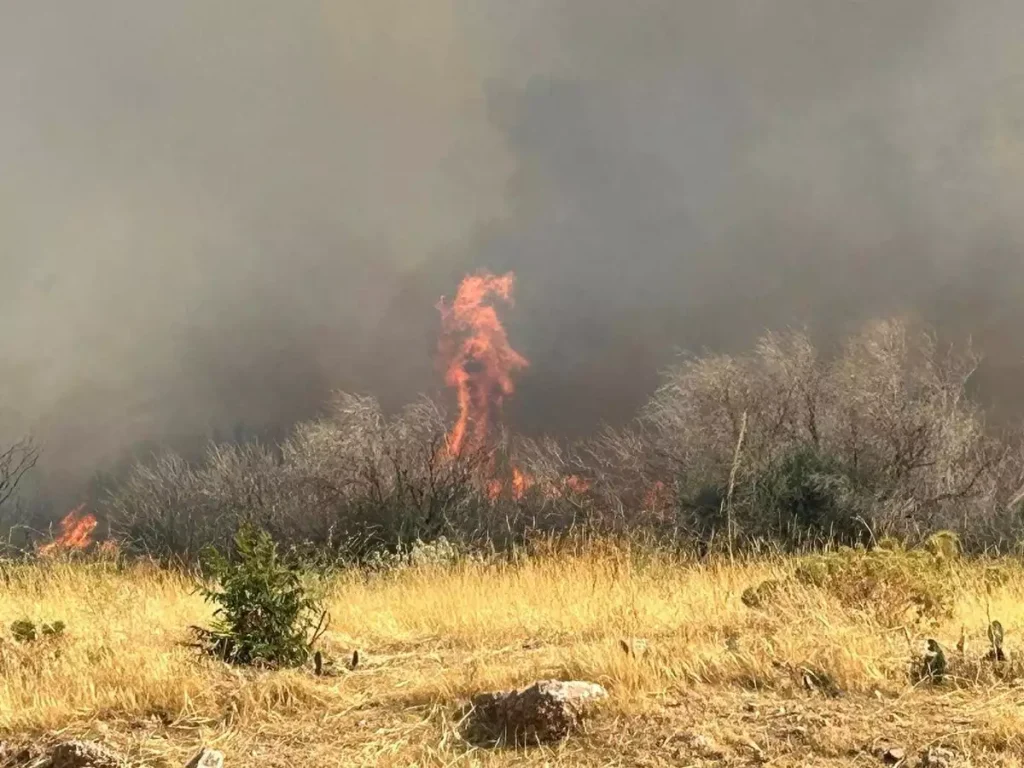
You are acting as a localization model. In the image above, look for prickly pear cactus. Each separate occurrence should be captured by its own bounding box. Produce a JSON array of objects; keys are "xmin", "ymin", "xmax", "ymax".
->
[
  {"xmin": 921, "ymin": 639, "xmax": 947, "ymax": 683},
  {"xmin": 987, "ymin": 620, "xmax": 1007, "ymax": 662}
]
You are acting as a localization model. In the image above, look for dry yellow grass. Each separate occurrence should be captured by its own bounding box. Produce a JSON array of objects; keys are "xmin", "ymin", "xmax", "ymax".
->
[{"xmin": 3, "ymin": 545, "xmax": 1024, "ymax": 766}]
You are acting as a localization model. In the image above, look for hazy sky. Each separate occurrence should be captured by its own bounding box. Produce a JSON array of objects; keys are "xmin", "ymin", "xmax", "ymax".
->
[{"xmin": 4, "ymin": 2, "xmax": 1024, "ymax": 498}]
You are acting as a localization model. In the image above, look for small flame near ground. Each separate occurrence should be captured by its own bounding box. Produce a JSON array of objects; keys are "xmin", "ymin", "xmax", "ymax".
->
[
  {"xmin": 487, "ymin": 466, "xmax": 535, "ymax": 501},
  {"xmin": 38, "ymin": 504, "xmax": 98, "ymax": 557}
]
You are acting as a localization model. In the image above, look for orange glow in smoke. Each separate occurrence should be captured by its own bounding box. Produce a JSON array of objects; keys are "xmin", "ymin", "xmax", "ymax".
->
[
  {"xmin": 38, "ymin": 504, "xmax": 97, "ymax": 557},
  {"xmin": 437, "ymin": 272, "xmax": 529, "ymax": 458}
]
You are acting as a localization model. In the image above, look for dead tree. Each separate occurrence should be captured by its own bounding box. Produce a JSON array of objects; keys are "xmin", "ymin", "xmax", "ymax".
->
[{"xmin": 0, "ymin": 437, "xmax": 39, "ymax": 510}]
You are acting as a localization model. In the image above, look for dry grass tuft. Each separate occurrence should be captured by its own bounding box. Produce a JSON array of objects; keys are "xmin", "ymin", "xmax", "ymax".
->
[{"xmin": 3, "ymin": 547, "xmax": 1024, "ymax": 766}]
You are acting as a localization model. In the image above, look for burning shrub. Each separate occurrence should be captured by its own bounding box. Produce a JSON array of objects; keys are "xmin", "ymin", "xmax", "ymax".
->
[
  {"xmin": 191, "ymin": 523, "xmax": 327, "ymax": 667},
  {"xmin": 109, "ymin": 393, "xmax": 503, "ymax": 561},
  {"xmin": 103, "ymin": 312, "xmax": 1024, "ymax": 560},
  {"xmin": 37, "ymin": 505, "xmax": 99, "ymax": 557},
  {"xmin": 279, "ymin": 394, "xmax": 492, "ymax": 550}
]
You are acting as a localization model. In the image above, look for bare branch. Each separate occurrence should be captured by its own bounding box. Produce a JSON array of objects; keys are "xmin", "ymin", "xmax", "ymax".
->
[{"xmin": 0, "ymin": 437, "xmax": 39, "ymax": 510}]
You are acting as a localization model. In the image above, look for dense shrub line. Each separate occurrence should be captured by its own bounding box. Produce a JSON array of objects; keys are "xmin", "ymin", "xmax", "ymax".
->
[
  {"xmin": 596, "ymin": 319, "xmax": 1024, "ymax": 551},
  {"xmin": 83, "ymin": 319, "xmax": 1024, "ymax": 560}
]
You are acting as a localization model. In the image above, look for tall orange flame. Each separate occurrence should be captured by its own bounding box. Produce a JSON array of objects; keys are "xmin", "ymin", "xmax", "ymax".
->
[
  {"xmin": 437, "ymin": 272, "xmax": 529, "ymax": 457},
  {"xmin": 38, "ymin": 504, "xmax": 97, "ymax": 557},
  {"xmin": 438, "ymin": 272, "xmax": 591, "ymax": 503}
]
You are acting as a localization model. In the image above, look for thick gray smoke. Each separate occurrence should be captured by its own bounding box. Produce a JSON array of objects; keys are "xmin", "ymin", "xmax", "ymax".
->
[{"xmin": 4, "ymin": 1, "xmax": 1024, "ymax": 504}]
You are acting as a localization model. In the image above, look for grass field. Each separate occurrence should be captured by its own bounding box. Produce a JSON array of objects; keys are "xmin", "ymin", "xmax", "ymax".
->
[{"xmin": 3, "ymin": 544, "xmax": 1024, "ymax": 767}]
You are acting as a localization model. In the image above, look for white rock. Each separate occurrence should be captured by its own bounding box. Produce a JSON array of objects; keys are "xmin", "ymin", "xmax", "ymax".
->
[{"xmin": 184, "ymin": 747, "xmax": 224, "ymax": 768}]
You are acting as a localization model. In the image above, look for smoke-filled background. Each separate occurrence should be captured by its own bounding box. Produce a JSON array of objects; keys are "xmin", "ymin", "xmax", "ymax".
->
[{"xmin": 4, "ymin": 1, "xmax": 1024, "ymax": 508}]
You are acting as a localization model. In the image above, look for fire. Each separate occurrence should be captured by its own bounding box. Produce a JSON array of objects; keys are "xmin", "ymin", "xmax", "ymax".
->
[
  {"xmin": 438, "ymin": 272, "xmax": 592, "ymax": 503},
  {"xmin": 486, "ymin": 469, "xmax": 589, "ymax": 502},
  {"xmin": 643, "ymin": 481, "xmax": 667, "ymax": 510},
  {"xmin": 511, "ymin": 467, "xmax": 534, "ymax": 500},
  {"xmin": 485, "ymin": 469, "xmax": 535, "ymax": 501},
  {"xmin": 540, "ymin": 474, "xmax": 591, "ymax": 500},
  {"xmin": 437, "ymin": 272, "xmax": 529, "ymax": 458},
  {"xmin": 564, "ymin": 475, "xmax": 591, "ymax": 495},
  {"xmin": 486, "ymin": 478, "xmax": 505, "ymax": 501},
  {"xmin": 38, "ymin": 504, "xmax": 97, "ymax": 557}
]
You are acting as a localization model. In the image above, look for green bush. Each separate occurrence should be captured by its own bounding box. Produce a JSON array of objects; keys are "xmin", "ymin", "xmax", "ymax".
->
[
  {"xmin": 678, "ymin": 484, "xmax": 726, "ymax": 538},
  {"xmin": 749, "ymin": 446, "xmax": 865, "ymax": 544},
  {"xmin": 917, "ymin": 639, "xmax": 948, "ymax": 684},
  {"xmin": 794, "ymin": 541, "xmax": 959, "ymax": 625},
  {"xmin": 191, "ymin": 524, "xmax": 328, "ymax": 667}
]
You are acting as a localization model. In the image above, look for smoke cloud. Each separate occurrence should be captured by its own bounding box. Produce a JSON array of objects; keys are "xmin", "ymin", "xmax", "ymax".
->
[{"xmin": 4, "ymin": 1, "xmax": 1024, "ymax": 503}]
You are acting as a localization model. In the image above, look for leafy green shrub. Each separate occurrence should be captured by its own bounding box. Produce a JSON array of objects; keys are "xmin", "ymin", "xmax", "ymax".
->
[
  {"xmin": 794, "ymin": 543, "xmax": 959, "ymax": 625},
  {"xmin": 749, "ymin": 446, "xmax": 865, "ymax": 545},
  {"xmin": 191, "ymin": 524, "xmax": 328, "ymax": 667},
  {"xmin": 677, "ymin": 484, "xmax": 727, "ymax": 539}
]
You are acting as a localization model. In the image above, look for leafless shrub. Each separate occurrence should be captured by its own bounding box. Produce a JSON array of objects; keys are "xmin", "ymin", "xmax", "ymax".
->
[
  {"xmin": 279, "ymin": 393, "xmax": 494, "ymax": 550},
  {"xmin": 109, "ymin": 394, "xmax": 504, "ymax": 560},
  {"xmin": 511, "ymin": 435, "xmax": 597, "ymax": 530},
  {"xmin": 0, "ymin": 437, "xmax": 38, "ymax": 511},
  {"xmin": 0, "ymin": 436, "xmax": 40, "ymax": 553},
  {"xmin": 626, "ymin": 319, "xmax": 1017, "ymax": 548},
  {"xmin": 107, "ymin": 451, "xmax": 211, "ymax": 560}
]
